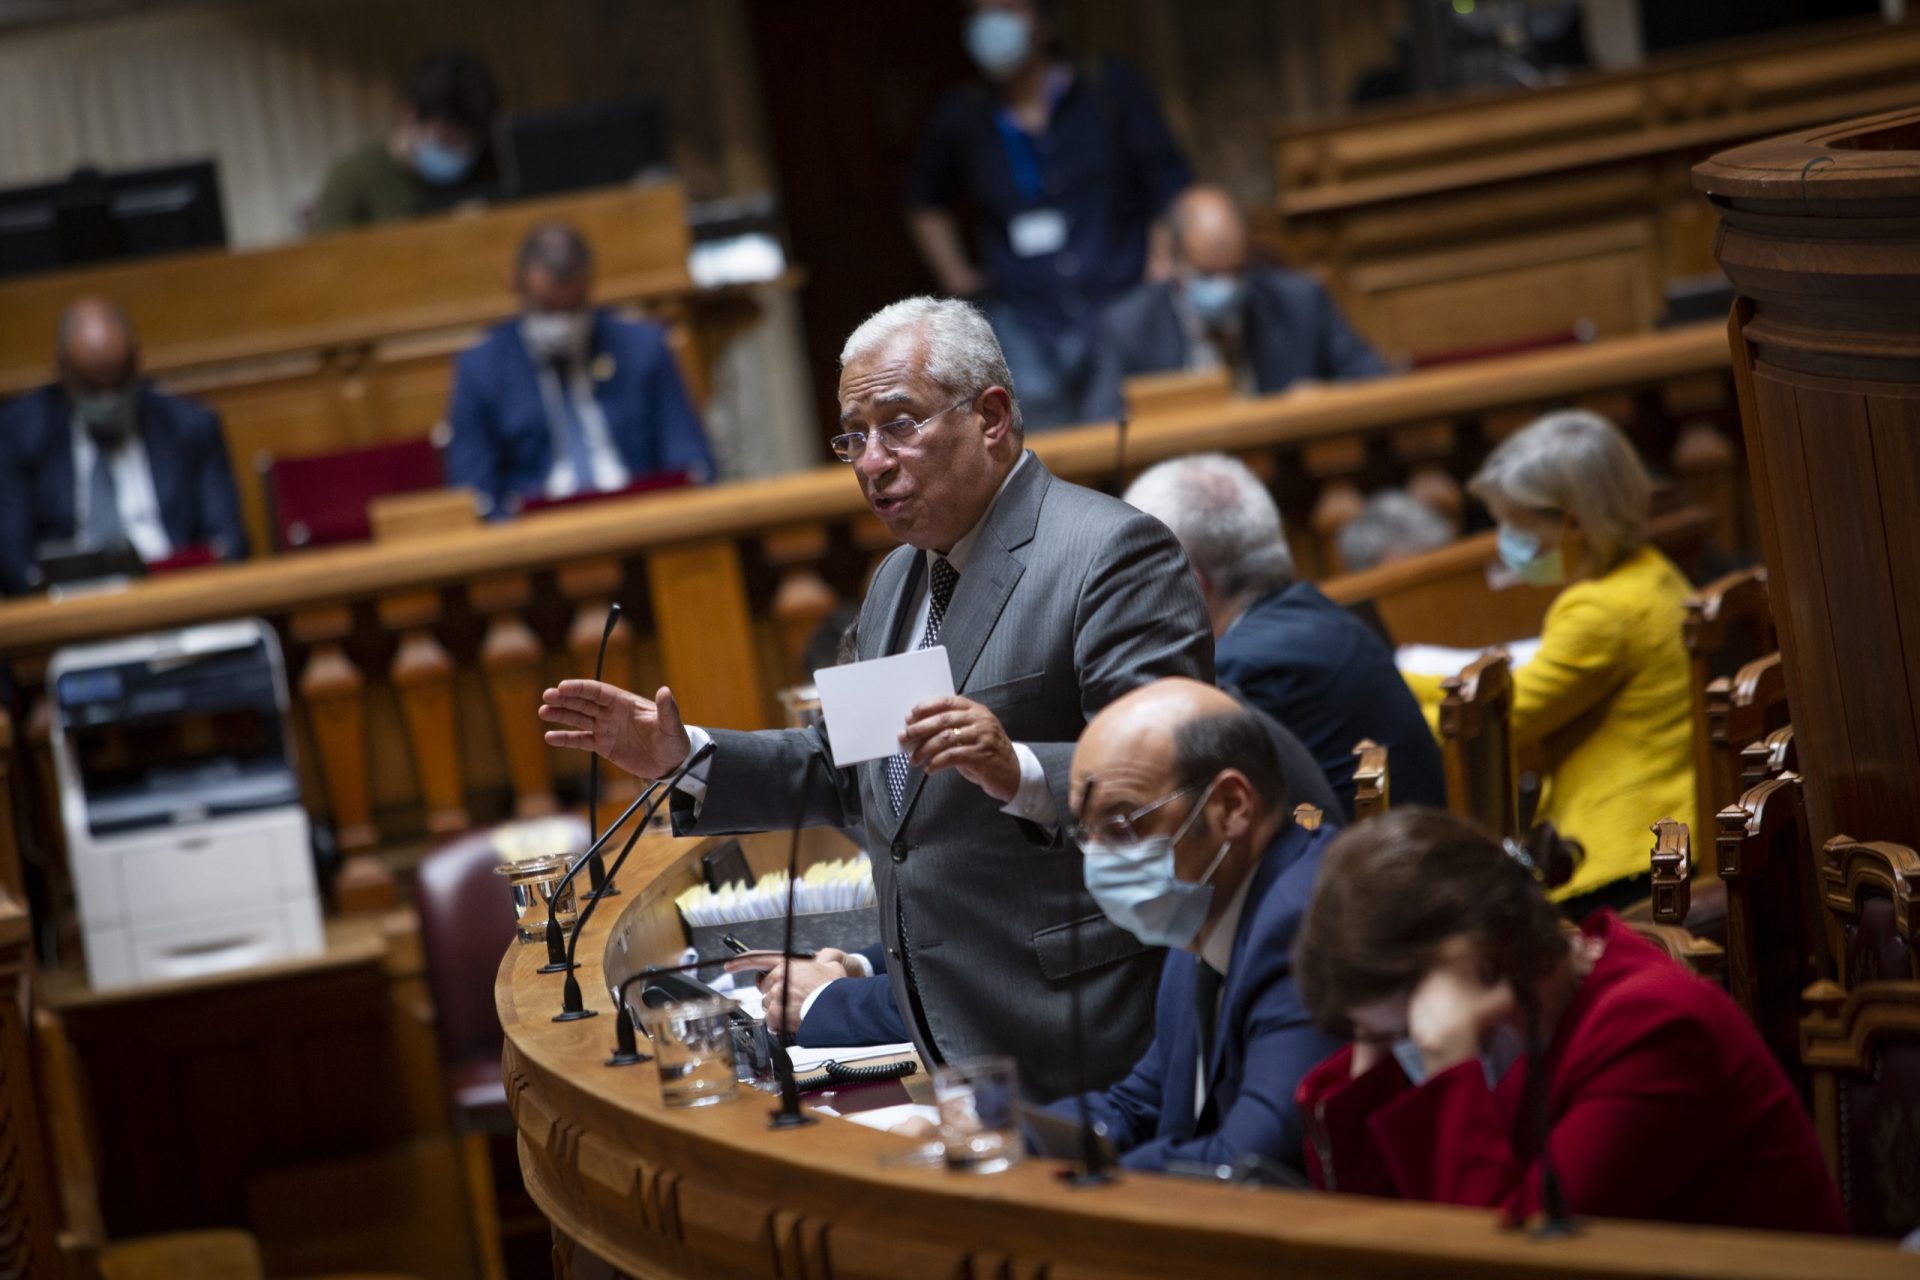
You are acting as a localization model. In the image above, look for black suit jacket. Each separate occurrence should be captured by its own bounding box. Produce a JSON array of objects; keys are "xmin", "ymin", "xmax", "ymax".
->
[
  {"xmin": 1218, "ymin": 581, "xmax": 1446, "ymax": 814},
  {"xmin": 1089, "ymin": 268, "xmax": 1386, "ymax": 419},
  {"xmin": 0, "ymin": 383, "xmax": 248, "ymax": 595}
]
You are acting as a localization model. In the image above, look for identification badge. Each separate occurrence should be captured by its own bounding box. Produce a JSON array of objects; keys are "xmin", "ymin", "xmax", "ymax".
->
[{"xmin": 1008, "ymin": 208, "xmax": 1069, "ymax": 258}]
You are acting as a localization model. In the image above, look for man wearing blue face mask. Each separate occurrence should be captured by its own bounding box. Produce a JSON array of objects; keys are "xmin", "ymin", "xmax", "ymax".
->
[
  {"xmin": 1044, "ymin": 677, "xmax": 1341, "ymax": 1173},
  {"xmin": 1088, "ymin": 186, "xmax": 1387, "ymax": 421},
  {"xmin": 312, "ymin": 51, "xmax": 499, "ymax": 233},
  {"xmin": 907, "ymin": 0, "xmax": 1192, "ymax": 429},
  {"xmin": 0, "ymin": 298, "xmax": 249, "ymax": 595}
]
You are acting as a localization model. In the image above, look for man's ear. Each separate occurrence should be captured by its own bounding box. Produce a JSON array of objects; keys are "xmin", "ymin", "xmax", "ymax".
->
[
  {"xmin": 1216, "ymin": 769, "xmax": 1256, "ymax": 841},
  {"xmin": 978, "ymin": 386, "xmax": 1016, "ymax": 445}
]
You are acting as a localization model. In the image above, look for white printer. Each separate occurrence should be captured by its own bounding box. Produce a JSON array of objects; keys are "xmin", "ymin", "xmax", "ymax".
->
[{"xmin": 49, "ymin": 619, "xmax": 323, "ymax": 991}]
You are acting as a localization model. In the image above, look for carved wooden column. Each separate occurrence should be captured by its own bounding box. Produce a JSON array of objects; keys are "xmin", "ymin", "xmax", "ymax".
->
[
  {"xmin": 377, "ymin": 589, "xmax": 468, "ymax": 836},
  {"xmin": 472, "ymin": 574, "xmax": 558, "ymax": 819},
  {"xmin": 290, "ymin": 607, "xmax": 383, "ymax": 910},
  {"xmin": 558, "ymin": 559, "xmax": 639, "ymax": 807},
  {"xmin": 1696, "ymin": 108, "xmax": 1920, "ymax": 853}
]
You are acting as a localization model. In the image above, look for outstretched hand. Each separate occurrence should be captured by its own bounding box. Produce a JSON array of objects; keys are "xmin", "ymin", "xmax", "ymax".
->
[{"xmin": 539, "ymin": 681, "xmax": 692, "ymax": 781}]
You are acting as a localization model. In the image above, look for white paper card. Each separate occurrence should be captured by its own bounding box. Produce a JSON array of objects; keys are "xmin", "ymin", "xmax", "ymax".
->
[
  {"xmin": 1008, "ymin": 208, "xmax": 1069, "ymax": 257},
  {"xmin": 813, "ymin": 645, "xmax": 955, "ymax": 767}
]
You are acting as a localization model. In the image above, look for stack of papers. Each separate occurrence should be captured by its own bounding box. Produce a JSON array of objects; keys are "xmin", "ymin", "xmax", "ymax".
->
[
  {"xmin": 674, "ymin": 852, "xmax": 876, "ymax": 927},
  {"xmin": 1396, "ymin": 637, "xmax": 1542, "ymax": 679}
]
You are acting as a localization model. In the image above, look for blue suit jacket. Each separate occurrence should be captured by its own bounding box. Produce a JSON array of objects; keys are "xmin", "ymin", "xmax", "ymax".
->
[
  {"xmin": 1049, "ymin": 819, "xmax": 1342, "ymax": 1172},
  {"xmin": 796, "ymin": 945, "xmax": 912, "ymax": 1048},
  {"xmin": 1088, "ymin": 267, "xmax": 1386, "ymax": 419},
  {"xmin": 1219, "ymin": 581, "xmax": 1446, "ymax": 813},
  {"xmin": 445, "ymin": 310, "xmax": 713, "ymax": 514},
  {"xmin": 0, "ymin": 383, "xmax": 248, "ymax": 596}
]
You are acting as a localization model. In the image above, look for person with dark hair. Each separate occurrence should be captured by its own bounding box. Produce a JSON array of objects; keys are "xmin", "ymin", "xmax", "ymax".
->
[
  {"xmin": 907, "ymin": 0, "xmax": 1191, "ymax": 428},
  {"xmin": 445, "ymin": 220, "xmax": 713, "ymax": 515},
  {"xmin": 1040, "ymin": 677, "xmax": 1340, "ymax": 1171},
  {"xmin": 1290, "ymin": 807, "xmax": 1845, "ymax": 1233},
  {"xmin": 312, "ymin": 50, "xmax": 501, "ymax": 232},
  {"xmin": 0, "ymin": 297, "xmax": 248, "ymax": 595}
]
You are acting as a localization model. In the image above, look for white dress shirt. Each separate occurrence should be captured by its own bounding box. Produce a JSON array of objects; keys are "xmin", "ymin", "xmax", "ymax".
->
[
  {"xmin": 71, "ymin": 415, "xmax": 173, "ymax": 562},
  {"xmin": 677, "ymin": 452, "xmax": 1057, "ymax": 827},
  {"xmin": 536, "ymin": 360, "xmax": 630, "ymax": 499}
]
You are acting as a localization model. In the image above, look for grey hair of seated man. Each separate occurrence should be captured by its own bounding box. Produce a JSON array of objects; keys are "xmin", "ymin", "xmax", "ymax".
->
[
  {"xmin": 1122, "ymin": 453, "xmax": 1293, "ymax": 631},
  {"xmin": 839, "ymin": 295, "xmax": 1024, "ymax": 440},
  {"xmin": 1336, "ymin": 489, "xmax": 1454, "ymax": 573}
]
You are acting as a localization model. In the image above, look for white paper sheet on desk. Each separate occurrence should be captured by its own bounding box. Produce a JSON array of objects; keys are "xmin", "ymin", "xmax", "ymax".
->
[
  {"xmin": 833, "ymin": 1102, "xmax": 940, "ymax": 1131},
  {"xmin": 812, "ymin": 646, "xmax": 954, "ymax": 766},
  {"xmin": 1396, "ymin": 637, "xmax": 1542, "ymax": 678},
  {"xmin": 786, "ymin": 1042, "xmax": 917, "ymax": 1072}
]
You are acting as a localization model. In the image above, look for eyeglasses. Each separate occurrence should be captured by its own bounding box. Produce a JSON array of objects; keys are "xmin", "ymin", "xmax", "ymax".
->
[
  {"xmin": 1069, "ymin": 782, "xmax": 1204, "ymax": 849},
  {"xmin": 830, "ymin": 399, "xmax": 969, "ymax": 463}
]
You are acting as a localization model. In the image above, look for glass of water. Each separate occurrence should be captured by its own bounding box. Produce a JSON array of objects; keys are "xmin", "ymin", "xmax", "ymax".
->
[
  {"xmin": 933, "ymin": 1056, "xmax": 1023, "ymax": 1173},
  {"xmin": 640, "ymin": 997, "xmax": 741, "ymax": 1108}
]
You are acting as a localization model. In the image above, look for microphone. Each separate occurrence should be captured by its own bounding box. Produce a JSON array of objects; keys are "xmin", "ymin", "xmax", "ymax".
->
[
  {"xmin": 583, "ymin": 603, "xmax": 624, "ymax": 901},
  {"xmin": 604, "ymin": 951, "xmax": 816, "ymax": 1067},
  {"xmin": 768, "ymin": 751, "xmax": 820, "ymax": 1129},
  {"xmin": 1109, "ymin": 413, "xmax": 1130, "ymax": 496},
  {"xmin": 553, "ymin": 738, "xmax": 717, "ymax": 1021},
  {"xmin": 1063, "ymin": 775, "xmax": 1116, "ymax": 1186},
  {"xmin": 537, "ymin": 782, "xmax": 661, "ymax": 974}
]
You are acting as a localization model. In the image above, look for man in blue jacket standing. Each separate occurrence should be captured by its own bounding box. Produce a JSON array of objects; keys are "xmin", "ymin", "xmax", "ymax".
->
[
  {"xmin": 0, "ymin": 297, "xmax": 248, "ymax": 596},
  {"xmin": 446, "ymin": 221, "xmax": 714, "ymax": 516},
  {"xmin": 1047, "ymin": 677, "xmax": 1340, "ymax": 1173}
]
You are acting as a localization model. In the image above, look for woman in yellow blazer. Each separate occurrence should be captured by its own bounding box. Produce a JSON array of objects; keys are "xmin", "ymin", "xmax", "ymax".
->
[{"xmin": 1415, "ymin": 410, "xmax": 1697, "ymax": 919}]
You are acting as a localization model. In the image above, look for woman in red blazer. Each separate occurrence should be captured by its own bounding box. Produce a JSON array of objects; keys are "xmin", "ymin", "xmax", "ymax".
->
[{"xmin": 1290, "ymin": 808, "xmax": 1845, "ymax": 1234}]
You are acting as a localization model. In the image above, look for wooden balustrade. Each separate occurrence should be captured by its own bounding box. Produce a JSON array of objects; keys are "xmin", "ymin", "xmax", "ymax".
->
[{"xmin": 0, "ymin": 324, "xmax": 1736, "ymax": 936}]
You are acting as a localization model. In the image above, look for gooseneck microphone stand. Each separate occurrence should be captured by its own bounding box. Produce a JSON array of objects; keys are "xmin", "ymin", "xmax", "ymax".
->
[
  {"xmin": 552, "ymin": 740, "xmax": 716, "ymax": 1021},
  {"xmin": 582, "ymin": 603, "xmax": 624, "ymax": 901},
  {"xmin": 768, "ymin": 752, "xmax": 820, "ymax": 1129},
  {"xmin": 537, "ymin": 784, "xmax": 661, "ymax": 974},
  {"xmin": 603, "ymin": 951, "xmax": 817, "ymax": 1067}
]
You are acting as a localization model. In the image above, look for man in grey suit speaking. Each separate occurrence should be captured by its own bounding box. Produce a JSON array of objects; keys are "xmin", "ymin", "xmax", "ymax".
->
[{"xmin": 538, "ymin": 297, "xmax": 1213, "ymax": 1098}]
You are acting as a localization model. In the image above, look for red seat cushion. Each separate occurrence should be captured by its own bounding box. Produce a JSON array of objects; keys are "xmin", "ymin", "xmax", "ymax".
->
[{"xmin": 266, "ymin": 436, "xmax": 445, "ymax": 550}]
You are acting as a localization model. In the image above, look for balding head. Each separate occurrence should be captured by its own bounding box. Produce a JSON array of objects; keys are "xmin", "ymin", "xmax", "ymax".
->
[
  {"xmin": 1169, "ymin": 186, "xmax": 1249, "ymax": 276},
  {"xmin": 57, "ymin": 297, "xmax": 140, "ymax": 393}
]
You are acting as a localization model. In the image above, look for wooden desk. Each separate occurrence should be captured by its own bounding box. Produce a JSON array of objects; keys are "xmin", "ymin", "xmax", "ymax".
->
[
  {"xmin": 0, "ymin": 324, "xmax": 1736, "ymax": 912},
  {"xmin": 495, "ymin": 832, "xmax": 1916, "ymax": 1279},
  {"xmin": 1268, "ymin": 18, "xmax": 1920, "ymax": 364}
]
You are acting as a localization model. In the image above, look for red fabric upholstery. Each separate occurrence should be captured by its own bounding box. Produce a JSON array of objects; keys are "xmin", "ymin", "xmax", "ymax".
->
[
  {"xmin": 416, "ymin": 818, "xmax": 586, "ymax": 1124},
  {"xmin": 263, "ymin": 436, "xmax": 445, "ymax": 550},
  {"xmin": 1408, "ymin": 328, "xmax": 1584, "ymax": 370},
  {"xmin": 517, "ymin": 470, "xmax": 691, "ymax": 515}
]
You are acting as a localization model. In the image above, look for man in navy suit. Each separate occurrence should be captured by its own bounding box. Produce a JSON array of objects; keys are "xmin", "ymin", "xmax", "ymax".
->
[
  {"xmin": 1046, "ymin": 678, "xmax": 1341, "ymax": 1172},
  {"xmin": 445, "ymin": 221, "xmax": 714, "ymax": 516},
  {"xmin": 1087, "ymin": 186, "xmax": 1385, "ymax": 421},
  {"xmin": 1125, "ymin": 453, "xmax": 1446, "ymax": 814},
  {"xmin": 0, "ymin": 297, "xmax": 248, "ymax": 596}
]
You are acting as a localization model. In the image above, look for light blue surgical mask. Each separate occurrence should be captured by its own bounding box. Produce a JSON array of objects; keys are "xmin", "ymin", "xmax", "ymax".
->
[
  {"xmin": 1185, "ymin": 273, "xmax": 1244, "ymax": 323},
  {"xmin": 1082, "ymin": 779, "xmax": 1231, "ymax": 950},
  {"xmin": 1496, "ymin": 522, "xmax": 1565, "ymax": 586},
  {"xmin": 966, "ymin": 10, "xmax": 1032, "ymax": 80},
  {"xmin": 412, "ymin": 136, "xmax": 475, "ymax": 186}
]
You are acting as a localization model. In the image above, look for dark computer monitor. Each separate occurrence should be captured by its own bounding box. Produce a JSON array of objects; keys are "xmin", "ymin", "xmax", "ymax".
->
[
  {"xmin": 498, "ymin": 98, "xmax": 669, "ymax": 200},
  {"xmin": 0, "ymin": 161, "xmax": 227, "ymax": 279}
]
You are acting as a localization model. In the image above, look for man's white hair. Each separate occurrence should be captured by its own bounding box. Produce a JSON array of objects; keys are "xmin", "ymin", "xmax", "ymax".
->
[
  {"xmin": 1123, "ymin": 453, "xmax": 1294, "ymax": 603},
  {"xmin": 839, "ymin": 296, "xmax": 1023, "ymax": 436}
]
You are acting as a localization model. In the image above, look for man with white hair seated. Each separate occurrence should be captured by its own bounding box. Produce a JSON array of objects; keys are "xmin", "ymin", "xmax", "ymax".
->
[
  {"xmin": 1124, "ymin": 453, "xmax": 1444, "ymax": 816},
  {"xmin": 1336, "ymin": 489, "xmax": 1455, "ymax": 573},
  {"xmin": 541, "ymin": 296, "xmax": 1212, "ymax": 1098}
]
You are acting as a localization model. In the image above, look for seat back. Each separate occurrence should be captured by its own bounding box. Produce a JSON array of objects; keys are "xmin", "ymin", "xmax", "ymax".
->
[
  {"xmin": 1351, "ymin": 739, "xmax": 1389, "ymax": 822},
  {"xmin": 1621, "ymin": 918, "xmax": 1725, "ymax": 982},
  {"xmin": 1717, "ymin": 773, "xmax": 1826, "ymax": 1079},
  {"xmin": 1684, "ymin": 568, "xmax": 1773, "ymax": 842},
  {"xmin": 1649, "ymin": 817, "xmax": 1692, "ymax": 925},
  {"xmin": 416, "ymin": 818, "xmax": 586, "ymax": 1069},
  {"xmin": 1801, "ymin": 980, "xmax": 1920, "ymax": 1238},
  {"xmin": 1438, "ymin": 652, "xmax": 1517, "ymax": 840},
  {"xmin": 1741, "ymin": 724, "xmax": 1796, "ymax": 787},
  {"xmin": 1120, "ymin": 365, "xmax": 1233, "ymax": 421},
  {"xmin": 261, "ymin": 434, "xmax": 445, "ymax": 551},
  {"xmin": 1706, "ymin": 649, "xmax": 1790, "ymax": 830},
  {"xmin": 1818, "ymin": 836, "xmax": 1920, "ymax": 987}
]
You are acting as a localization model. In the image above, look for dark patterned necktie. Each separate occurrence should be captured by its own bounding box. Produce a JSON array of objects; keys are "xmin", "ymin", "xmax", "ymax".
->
[{"xmin": 886, "ymin": 555, "xmax": 959, "ymax": 814}]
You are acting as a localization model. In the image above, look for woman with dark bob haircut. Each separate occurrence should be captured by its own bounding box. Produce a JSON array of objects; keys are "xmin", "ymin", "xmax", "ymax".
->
[{"xmin": 1290, "ymin": 808, "xmax": 1843, "ymax": 1234}]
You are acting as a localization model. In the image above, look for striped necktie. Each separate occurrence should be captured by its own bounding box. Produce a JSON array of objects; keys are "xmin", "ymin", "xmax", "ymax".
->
[{"xmin": 886, "ymin": 555, "xmax": 959, "ymax": 814}]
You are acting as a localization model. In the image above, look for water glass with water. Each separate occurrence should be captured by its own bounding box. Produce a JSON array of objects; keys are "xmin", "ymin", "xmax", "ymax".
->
[
  {"xmin": 640, "ymin": 997, "xmax": 741, "ymax": 1108},
  {"xmin": 933, "ymin": 1056, "xmax": 1023, "ymax": 1173}
]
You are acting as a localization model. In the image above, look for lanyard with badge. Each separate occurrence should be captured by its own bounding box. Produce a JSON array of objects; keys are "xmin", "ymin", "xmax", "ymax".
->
[{"xmin": 994, "ymin": 73, "xmax": 1071, "ymax": 259}]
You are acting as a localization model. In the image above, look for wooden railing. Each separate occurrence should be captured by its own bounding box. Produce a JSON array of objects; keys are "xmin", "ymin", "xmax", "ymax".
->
[
  {"xmin": 0, "ymin": 323, "xmax": 1734, "ymax": 937},
  {"xmin": 1265, "ymin": 17, "xmax": 1920, "ymax": 365}
]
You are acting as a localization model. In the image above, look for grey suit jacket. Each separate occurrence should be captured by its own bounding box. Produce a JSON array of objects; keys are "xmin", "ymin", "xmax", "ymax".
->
[{"xmin": 683, "ymin": 454, "xmax": 1213, "ymax": 1099}]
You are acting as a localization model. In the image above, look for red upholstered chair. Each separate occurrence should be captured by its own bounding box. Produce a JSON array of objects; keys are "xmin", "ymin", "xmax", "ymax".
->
[
  {"xmin": 417, "ymin": 817, "xmax": 586, "ymax": 1280},
  {"xmin": 258, "ymin": 433, "xmax": 447, "ymax": 551}
]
